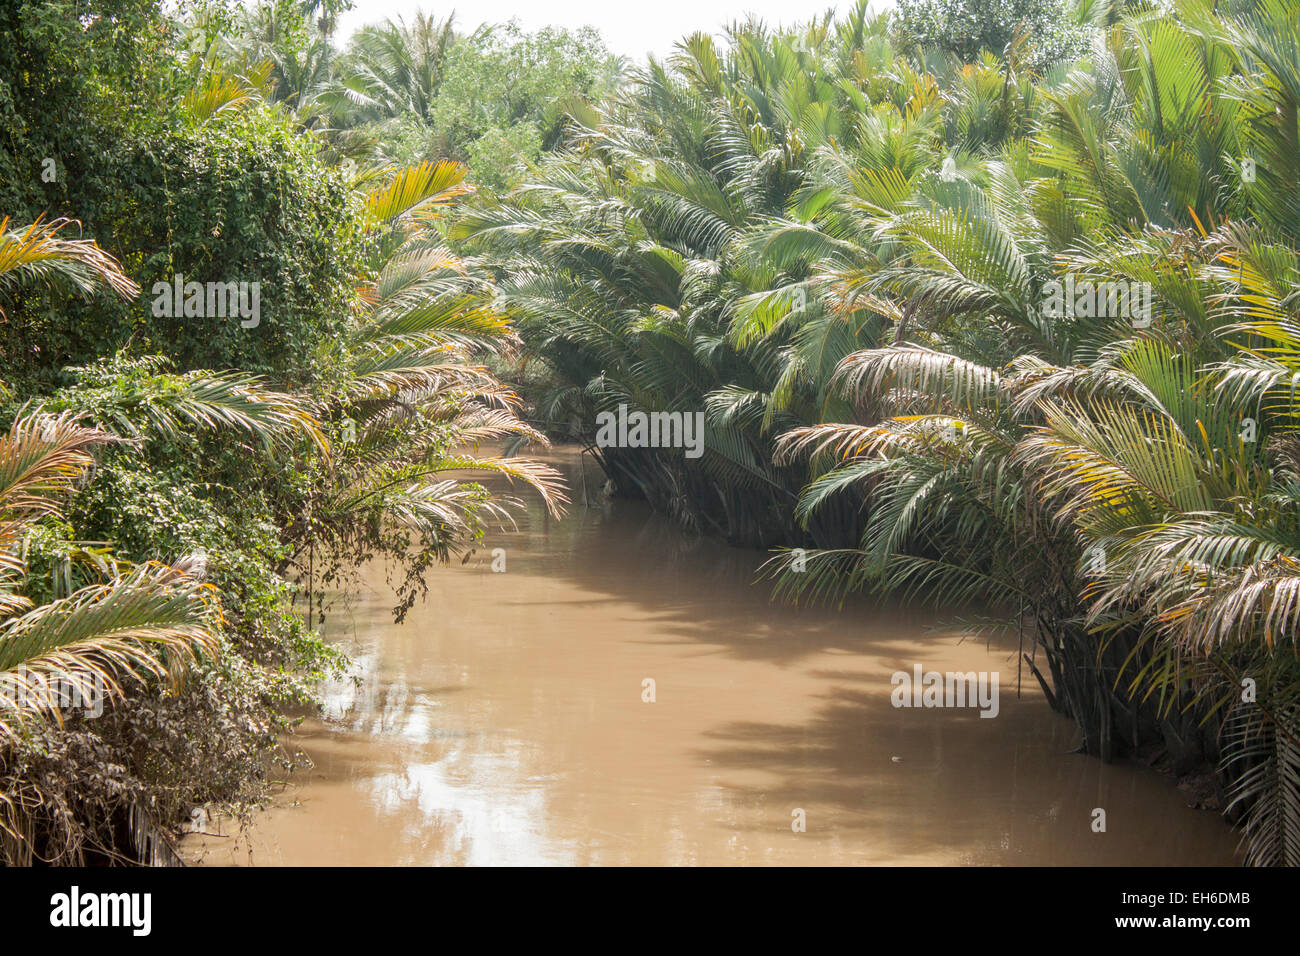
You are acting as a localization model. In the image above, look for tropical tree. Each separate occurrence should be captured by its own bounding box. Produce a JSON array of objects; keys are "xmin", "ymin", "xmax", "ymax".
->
[
  {"xmin": 0, "ymin": 412, "xmax": 219, "ymax": 745},
  {"xmin": 0, "ymin": 225, "xmax": 223, "ymax": 862},
  {"xmin": 287, "ymin": 159, "xmax": 567, "ymax": 620},
  {"xmin": 326, "ymin": 12, "xmax": 457, "ymax": 126},
  {"xmin": 490, "ymin": 0, "xmax": 1300, "ymax": 863},
  {"xmin": 758, "ymin": 1, "xmax": 1300, "ymax": 864}
]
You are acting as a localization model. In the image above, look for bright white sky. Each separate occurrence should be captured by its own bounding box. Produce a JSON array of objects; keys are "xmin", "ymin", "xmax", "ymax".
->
[{"xmin": 334, "ymin": 1, "xmax": 893, "ymax": 61}]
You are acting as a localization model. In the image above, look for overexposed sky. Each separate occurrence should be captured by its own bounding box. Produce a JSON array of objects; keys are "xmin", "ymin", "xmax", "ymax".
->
[{"xmin": 335, "ymin": 1, "xmax": 891, "ymax": 61}]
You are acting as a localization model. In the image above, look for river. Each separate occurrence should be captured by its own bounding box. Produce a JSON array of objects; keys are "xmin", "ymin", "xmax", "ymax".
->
[{"xmin": 184, "ymin": 445, "xmax": 1239, "ymax": 866}]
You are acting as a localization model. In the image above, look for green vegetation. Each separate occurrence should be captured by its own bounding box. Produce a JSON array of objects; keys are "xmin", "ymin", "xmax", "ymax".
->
[
  {"xmin": 0, "ymin": 0, "xmax": 566, "ymax": 864},
  {"xmin": 462, "ymin": 0, "xmax": 1300, "ymax": 865},
  {"xmin": 3, "ymin": 0, "xmax": 1298, "ymax": 868}
]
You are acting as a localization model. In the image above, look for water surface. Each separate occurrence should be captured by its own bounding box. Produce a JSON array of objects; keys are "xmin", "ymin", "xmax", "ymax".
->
[{"xmin": 185, "ymin": 446, "xmax": 1239, "ymax": 866}]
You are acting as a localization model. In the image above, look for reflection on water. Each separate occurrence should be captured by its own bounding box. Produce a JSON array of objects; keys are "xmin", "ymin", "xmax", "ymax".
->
[{"xmin": 185, "ymin": 446, "xmax": 1240, "ymax": 866}]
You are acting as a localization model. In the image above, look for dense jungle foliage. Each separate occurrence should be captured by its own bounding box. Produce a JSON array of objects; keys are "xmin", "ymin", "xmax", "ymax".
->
[
  {"xmin": 2, "ymin": 0, "xmax": 1298, "ymax": 867},
  {"xmin": 458, "ymin": 0, "xmax": 1300, "ymax": 865},
  {"xmin": 0, "ymin": 0, "xmax": 568, "ymax": 864}
]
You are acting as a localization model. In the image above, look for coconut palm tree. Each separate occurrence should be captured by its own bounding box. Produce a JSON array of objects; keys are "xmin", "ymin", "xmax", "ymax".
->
[{"xmin": 231, "ymin": 0, "xmax": 337, "ymax": 113}]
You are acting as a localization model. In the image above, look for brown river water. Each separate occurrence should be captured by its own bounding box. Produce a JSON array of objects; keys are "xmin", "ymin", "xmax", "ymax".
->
[{"xmin": 184, "ymin": 445, "xmax": 1240, "ymax": 866}]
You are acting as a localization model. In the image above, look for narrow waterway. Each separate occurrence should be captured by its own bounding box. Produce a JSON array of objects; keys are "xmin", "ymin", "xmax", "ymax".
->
[{"xmin": 185, "ymin": 446, "xmax": 1239, "ymax": 866}]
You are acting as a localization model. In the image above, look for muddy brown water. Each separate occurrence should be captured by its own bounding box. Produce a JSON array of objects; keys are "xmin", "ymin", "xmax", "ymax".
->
[{"xmin": 184, "ymin": 446, "xmax": 1239, "ymax": 866}]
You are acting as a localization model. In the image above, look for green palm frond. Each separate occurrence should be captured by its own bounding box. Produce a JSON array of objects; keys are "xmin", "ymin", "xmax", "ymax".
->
[
  {"xmin": 0, "ymin": 413, "xmax": 119, "ymax": 550},
  {"xmin": 42, "ymin": 366, "xmax": 326, "ymax": 454},
  {"xmin": 0, "ymin": 217, "xmax": 139, "ymax": 303}
]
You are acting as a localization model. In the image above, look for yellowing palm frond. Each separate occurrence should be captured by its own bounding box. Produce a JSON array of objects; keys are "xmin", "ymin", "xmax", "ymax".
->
[
  {"xmin": 363, "ymin": 160, "xmax": 473, "ymax": 227},
  {"xmin": 0, "ymin": 217, "xmax": 139, "ymax": 303}
]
